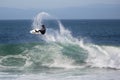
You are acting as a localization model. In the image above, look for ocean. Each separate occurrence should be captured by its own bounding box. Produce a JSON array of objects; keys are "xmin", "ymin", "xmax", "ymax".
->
[{"xmin": 0, "ymin": 12, "xmax": 120, "ymax": 80}]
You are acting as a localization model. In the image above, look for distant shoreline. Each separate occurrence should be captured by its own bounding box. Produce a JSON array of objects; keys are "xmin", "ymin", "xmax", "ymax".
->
[{"xmin": 0, "ymin": 19, "xmax": 120, "ymax": 21}]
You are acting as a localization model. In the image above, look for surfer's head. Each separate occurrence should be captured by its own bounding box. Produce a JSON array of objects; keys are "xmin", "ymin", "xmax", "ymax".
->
[{"xmin": 42, "ymin": 25, "xmax": 45, "ymax": 28}]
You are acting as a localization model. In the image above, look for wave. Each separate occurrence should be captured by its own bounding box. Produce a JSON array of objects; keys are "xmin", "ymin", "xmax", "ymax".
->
[{"xmin": 0, "ymin": 12, "xmax": 120, "ymax": 71}]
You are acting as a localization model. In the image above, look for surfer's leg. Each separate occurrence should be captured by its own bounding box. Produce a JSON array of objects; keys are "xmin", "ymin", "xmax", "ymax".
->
[{"xmin": 39, "ymin": 30, "xmax": 45, "ymax": 35}]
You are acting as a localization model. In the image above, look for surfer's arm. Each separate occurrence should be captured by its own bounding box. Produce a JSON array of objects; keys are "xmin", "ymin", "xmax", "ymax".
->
[{"xmin": 35, "ymin": 30, "xmax": 37, "ymax": 32}]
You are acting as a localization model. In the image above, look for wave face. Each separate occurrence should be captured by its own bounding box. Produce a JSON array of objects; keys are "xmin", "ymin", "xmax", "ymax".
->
[{"xmin": 0, "ymin": 12, "xmax": 120, "ymax": 71}]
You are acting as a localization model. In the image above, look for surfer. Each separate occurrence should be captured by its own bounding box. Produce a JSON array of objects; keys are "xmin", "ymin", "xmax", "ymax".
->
[{"xmin": 35, "ymin": 25, "xmax": 46, "ymax": 35}]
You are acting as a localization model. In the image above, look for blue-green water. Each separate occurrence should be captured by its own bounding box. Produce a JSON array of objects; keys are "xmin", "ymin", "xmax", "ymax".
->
[{"xmin": 0, "ymin": 13, "xmax": 120, "ymax": 80}]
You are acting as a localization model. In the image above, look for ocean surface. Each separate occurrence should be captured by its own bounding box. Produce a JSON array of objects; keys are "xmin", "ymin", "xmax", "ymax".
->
[{"xmin": 0, "ymin": 12, "xmax": 120, "ymax": 80}]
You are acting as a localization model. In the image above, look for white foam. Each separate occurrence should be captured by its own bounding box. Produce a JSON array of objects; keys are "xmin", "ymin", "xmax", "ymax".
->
[
  {"xmin": 78, "ymin": 39, "xmax": 120, "ymax": 69},
  {"xmin": 29, "ymin": 12, "xmax": 120, "ymax": 69}
]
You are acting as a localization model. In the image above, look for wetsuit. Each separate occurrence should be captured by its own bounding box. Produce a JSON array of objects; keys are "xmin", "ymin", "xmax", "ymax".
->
[{"xmin": 39, "ymin": 25, "xmax": 46, "ymax": 35}]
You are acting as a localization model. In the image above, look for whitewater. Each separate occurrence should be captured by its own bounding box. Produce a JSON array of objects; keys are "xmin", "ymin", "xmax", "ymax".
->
[
  {"xmin": 30, "ymin": 12, "xmax": 120, "ymax": 69},
  {"xmin": 0, "ymin": 12, "xmax": 120, "ymax": 80}
]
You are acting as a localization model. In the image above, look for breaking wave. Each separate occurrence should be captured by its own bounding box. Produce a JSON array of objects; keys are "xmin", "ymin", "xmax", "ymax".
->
[{"xmin": 0, "ymin": 12, "xmax": 120, "ymax": 71}]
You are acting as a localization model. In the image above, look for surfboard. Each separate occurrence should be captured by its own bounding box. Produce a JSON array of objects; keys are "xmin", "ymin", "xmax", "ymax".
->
[{"xmin": 30, "ymin": 29, "xmax": 41, "ymax": 34}]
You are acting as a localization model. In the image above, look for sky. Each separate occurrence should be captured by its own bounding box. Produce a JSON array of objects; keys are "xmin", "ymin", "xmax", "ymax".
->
[
  {"xmin": 0, "ymin": 0, "xmax": 120, "ymax": 19},
  {"xmin": 0, "ymin": 0, "xmax": 120, "ymax": 9}
]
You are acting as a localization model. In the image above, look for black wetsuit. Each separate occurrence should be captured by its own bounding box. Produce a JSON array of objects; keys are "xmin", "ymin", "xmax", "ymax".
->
[
  {"xmin": 39, "ymin": 25, "xmax": 46, "ymax": 35},
  {"xmin": 39, "ymin": 30, "xmax": 45, "ymax": 34}
]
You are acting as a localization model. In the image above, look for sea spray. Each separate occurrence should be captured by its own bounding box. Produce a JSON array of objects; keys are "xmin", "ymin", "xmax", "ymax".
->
[
  {"xmin": 16, "ymin": 12, "xmax": 120, "ymax": 69},
  {"xmin": 32, "ymin": 12, "xmax": 50, "ymax": 29},
  {"xmin": 35, "ymin": 12, "xmax": 120, "ymax": 69},
  {"xmin": 28, "ymin": 12, "xmax": 87, "ymax": 69}
]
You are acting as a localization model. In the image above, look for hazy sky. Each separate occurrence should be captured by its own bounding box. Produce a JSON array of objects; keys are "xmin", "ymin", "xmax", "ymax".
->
[
  {"xmin": 0, "ymin": 0, "xmax": 120, "ymax": 9},
  {"xmin": 0, "ymin": 0, "xmax": 120, "ymax": 19}
]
